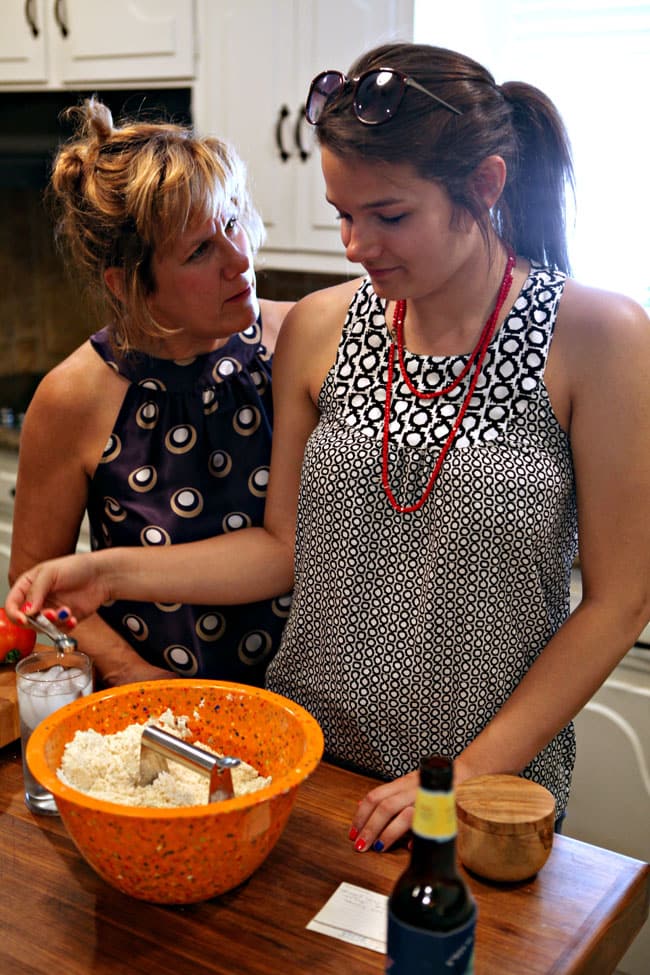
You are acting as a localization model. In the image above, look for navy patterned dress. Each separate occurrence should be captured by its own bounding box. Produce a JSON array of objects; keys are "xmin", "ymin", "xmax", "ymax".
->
[
  {"xmin": 267, "ymin": 265, "xmax": 578, "ymax": 814},
  {"xmin": 87, "ymin": 319, "xmax": 291, "ymax": 684}
]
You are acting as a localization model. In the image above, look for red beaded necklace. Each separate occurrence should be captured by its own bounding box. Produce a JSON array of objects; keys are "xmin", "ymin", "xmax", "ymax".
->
[{"xmin": 381, "ymin": 251, "xmax": 516, "ymax": 513}]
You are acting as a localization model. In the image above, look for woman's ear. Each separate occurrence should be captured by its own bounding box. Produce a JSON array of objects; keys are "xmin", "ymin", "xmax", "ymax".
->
[
  {"xmin": 104, "ymin": 266, "xmax": 126, "ymax": 303},
  {"xmin": 473, "ymin": 155, "xmax": 507, "ymax": 209}
]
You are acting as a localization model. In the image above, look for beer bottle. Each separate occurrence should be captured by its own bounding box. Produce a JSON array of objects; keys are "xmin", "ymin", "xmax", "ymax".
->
[{"xmin": 386, "ymin": 754, "xmax": 476, "ymax": 974}]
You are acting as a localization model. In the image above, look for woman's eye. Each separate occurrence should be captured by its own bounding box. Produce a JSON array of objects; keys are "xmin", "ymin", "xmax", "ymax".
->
[
  {"xmin": 224, "ymin": 215, "xmax": 239, "ymax": 234},
  {"xmin": 188, "ymin": 241, "xmax": 209, "ymax": 261},
  {"xmin": 379, "ymin": 213, "xmax": 406, "ymax": 225}
]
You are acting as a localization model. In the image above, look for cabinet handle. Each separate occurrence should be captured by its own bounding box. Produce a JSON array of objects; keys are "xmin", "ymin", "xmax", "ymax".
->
[
  {"xmin": 294, "ymin": 105, "xmax": 311, "ymax": 162},
  {"xmin": 24, "ymin": 0, "xmax": 39, "ymax": 36},
  {"xmin": 54, "ymin": 0, "xmax": 69, "ymax": 38},
  {"xmin": 275, "ymin": 106, "xmax": 291, "ymax": 162}
]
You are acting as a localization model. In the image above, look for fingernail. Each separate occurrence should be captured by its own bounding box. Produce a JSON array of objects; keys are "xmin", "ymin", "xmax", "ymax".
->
[
  {"xmin": 65, "ymin": 617, "xmax": 77, "ymax": 630},
  {"xmin": 355, "ymin": 838, "xmax": 367, "ymax": 852},
  {"xmin": 44, "ymin": 609, "xmax": 57, "ymax": 622},
  {"xmin": 349, "ymin": 827, "xmax": 359, "ymax": 841},
  {"xmin": 372, "ymin": 840, "xmax": 384, "ymax": 853},
  {"xmin": 22, "ymin": 602, "xmax": 32, "ymax": 614},
  {"xmin": 57, "ymin": 608, "xmax": 70, "ymax": 621}
]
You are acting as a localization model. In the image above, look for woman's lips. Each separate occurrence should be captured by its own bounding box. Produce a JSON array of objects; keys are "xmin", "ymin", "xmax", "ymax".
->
[
  {"xmin": 366, "ymin": 266, "xmax": 398, "ymax": 281},
  {"xmin": 227, "ymin": 284, "xmax": 253, "ymax": 303}
]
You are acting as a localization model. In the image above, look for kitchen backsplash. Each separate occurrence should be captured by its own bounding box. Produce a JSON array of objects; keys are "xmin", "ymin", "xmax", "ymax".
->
[
  {"xmin": 0, "ymin": 185, "xmax": 345, "ymax": 415},
  {"xmin": 0, "ymin": 186, "xmax": 92, "ymax": 384}
]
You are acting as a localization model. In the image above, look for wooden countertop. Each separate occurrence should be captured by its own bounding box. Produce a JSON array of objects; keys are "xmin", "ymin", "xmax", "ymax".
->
[
  {"xmin": 0, "ymin": 668, "xmax": 19, "ymax": 746},
  {"xmin": 0, "ymin": 742, "xmax": 647, "ymax": 974}
]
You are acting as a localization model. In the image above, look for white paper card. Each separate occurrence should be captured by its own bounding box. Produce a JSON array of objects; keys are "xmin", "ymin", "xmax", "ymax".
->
[{"xmin": 307, "ymin": 881, "xmax": 388, "ymax": 954}]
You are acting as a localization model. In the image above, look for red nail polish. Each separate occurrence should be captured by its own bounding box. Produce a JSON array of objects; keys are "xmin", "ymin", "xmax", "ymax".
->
[
  {"xmin": 349, "ymin": 827, "xmax": 359, "ymax": 841},
  {"xmin": 22, "ymin": 602, "xmax": 32, "ymax": 613},
  {"xmin": 355, "ymin": 837, "xmax": 366, "ymax": 852},
  {"xmin": 44, "ymin": 609, "xmax": 57, "ymax": 622}
]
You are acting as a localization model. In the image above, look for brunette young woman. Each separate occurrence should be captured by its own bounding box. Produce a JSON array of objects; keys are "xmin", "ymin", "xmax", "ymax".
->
[{"xmin": 8, "ymin": 45, "xmax": 650, "ymax": 853}]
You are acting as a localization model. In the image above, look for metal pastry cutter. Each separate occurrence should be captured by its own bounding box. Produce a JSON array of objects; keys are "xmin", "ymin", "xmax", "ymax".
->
[{"xmin": 138, "ymin": 724, "xmax": 241, "ymax": 803}]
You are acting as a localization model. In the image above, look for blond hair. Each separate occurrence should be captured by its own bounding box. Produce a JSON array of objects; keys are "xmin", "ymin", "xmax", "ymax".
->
[{"xmin": 49, "ymin": 97, "xmax": 265, "ymax": 352}]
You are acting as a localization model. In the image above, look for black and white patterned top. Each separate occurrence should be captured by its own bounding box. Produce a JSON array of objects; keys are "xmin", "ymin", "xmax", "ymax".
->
[
  {"xmin": 87, "ymin": 321, "xmax": 291, "ymax": 684},
  {"xmin": 266, "ymin": 264, "xmax": 578, "ymax": 813}
]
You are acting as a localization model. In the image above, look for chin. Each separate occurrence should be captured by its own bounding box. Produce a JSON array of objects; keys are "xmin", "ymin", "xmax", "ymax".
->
[{"xmin": 370, "ymin": 283, "xmax": 404, "ymax": 303}]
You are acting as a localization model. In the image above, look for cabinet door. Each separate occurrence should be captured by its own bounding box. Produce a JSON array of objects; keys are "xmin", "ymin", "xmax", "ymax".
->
[
  {"xmin": 197, "ymin": 0, "xmax": 413, "ymax": 268},
  {"xmin": 294, "ymin": 0, "xmax": 413, "ymax": 255},
  {"xmin": 0, "ymin": 0, "xmax": 48, "ymax": 83},
  {"xmin": 201, "ymin": 0, "xmax": 297, "ymax": 252},
  {"xmin": 54, "ymin": 0, "xmax": 195, "ymax": 83}
]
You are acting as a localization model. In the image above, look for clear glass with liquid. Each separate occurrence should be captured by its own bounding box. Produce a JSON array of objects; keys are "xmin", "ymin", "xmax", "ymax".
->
[{"xmin": 16, "ymin": 648, "xmax": 93, "ymax": 815}]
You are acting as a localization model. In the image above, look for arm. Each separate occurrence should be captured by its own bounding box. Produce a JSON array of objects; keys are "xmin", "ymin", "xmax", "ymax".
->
[
  {"xmin": 350, "ymin": 285, "xmax": 650, "ymax": 852},
  {"xmin": 9, "ymin": 345, "xmax": 172, "ymax": 685},
  {"xmin": 456, "ymin": 287, "xmax": 650, "ymax": 762},
  {"xmin": 59, "ymin": 615, "xmax": 174, "ymax": 686},
  {"xmin": 6, "ymin": 293, "xmax": 329, "ymax": 621}
]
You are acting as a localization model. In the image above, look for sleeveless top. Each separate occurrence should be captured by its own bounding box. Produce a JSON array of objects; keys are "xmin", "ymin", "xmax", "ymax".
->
[
  {"xmin": 87, "ymin": 320, "xmax": 291, "ymax": 684},
  {"xmin": 266, "ymin": 264, "xmax": 578, "ymax": 813}
]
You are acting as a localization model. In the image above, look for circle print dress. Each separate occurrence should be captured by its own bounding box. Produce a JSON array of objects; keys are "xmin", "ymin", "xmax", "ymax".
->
[{"xmin": 87, "ymin": 321, "xmax": 291, "ymax": 683}]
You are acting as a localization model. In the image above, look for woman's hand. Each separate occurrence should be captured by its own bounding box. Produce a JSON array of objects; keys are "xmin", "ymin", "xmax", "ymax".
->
[
  {"xmin": 348, "ymin": 754, "xmax": 483, "ymax": 853},
  {"xmin": 5, "ymin": 552, "xmax": 113, "ymax": 626},
  {"xmin": 348, "ymin": 771, "xmax": 420, "ymax": 853}
]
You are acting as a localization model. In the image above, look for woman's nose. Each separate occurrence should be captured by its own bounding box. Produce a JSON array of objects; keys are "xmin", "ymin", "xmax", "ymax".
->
[
  {"xmin": 221, "ymin": 238, "xmax": 250, "ymax": 278},
  {"xmin": 342, "ymin": 222, "xmax": 380, "ymax": 265}
]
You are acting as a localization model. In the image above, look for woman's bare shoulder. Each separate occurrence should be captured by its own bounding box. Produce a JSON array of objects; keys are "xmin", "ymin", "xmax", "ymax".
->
[
  {"xmin": 557, "ymin": 278, "xmax": 650, "ymax": 382},
  {"xmin": 282, "ymin": 277, "xmax": 364, "ymax": 336},
  {"xmin": 21, "ymin": 342, "xmax": 128, "ymax": 470},
  {"xmin": 271, "ymin": 278, "xmax": 364, "ymax": 400},
  {"xmin": 258, "ymin": 298, "xmax": 295, "ymax": 353},
  {"xmin": 560, "ymin": 278, "xmax": 649, "ymax": 335},
  {"xmin": 32, "ymin": 341, "xmax": 122, "ymax": 408}
]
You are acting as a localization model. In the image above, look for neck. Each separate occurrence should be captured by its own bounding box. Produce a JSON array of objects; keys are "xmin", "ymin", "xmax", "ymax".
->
[
  {"xmin": 393, "ymin": 243, "xmax": 518, "ymax": 357},
  {"xmin": 137, "ymin": 334, "xmax": 231, "ymax": 360}
]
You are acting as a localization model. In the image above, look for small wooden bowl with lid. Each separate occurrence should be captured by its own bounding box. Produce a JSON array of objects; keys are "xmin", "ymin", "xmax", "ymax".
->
[{"xmin": 456, "ymin": 774, "xmax": 556, "ymax": 882}]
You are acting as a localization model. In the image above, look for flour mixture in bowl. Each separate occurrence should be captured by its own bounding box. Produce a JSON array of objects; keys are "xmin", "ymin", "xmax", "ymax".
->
[{"xmin": 57, "ymin": 708, "xmax": 271, "ymax": 807}]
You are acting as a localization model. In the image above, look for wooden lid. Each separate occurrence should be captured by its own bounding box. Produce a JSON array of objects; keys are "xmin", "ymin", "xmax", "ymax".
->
[{"xmin": 456, "ymin": 774, "xmax": 556, "ymax": 836}]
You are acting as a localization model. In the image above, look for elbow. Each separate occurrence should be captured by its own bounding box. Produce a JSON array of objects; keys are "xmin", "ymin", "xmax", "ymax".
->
[{"xmin": 612, "ymin": 588, "xmax": 650, "ymax": 648}]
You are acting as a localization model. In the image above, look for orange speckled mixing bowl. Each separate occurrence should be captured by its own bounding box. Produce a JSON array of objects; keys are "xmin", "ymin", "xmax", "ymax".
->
[{"xmin": 27, "ymin": 680, "xmax": 324, "ymax": 904}]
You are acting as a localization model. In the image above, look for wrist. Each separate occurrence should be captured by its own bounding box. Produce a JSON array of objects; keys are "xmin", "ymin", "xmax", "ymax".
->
[{"xmin": 95, "ymin": 546, "xmax": 130, "ymax": 600}]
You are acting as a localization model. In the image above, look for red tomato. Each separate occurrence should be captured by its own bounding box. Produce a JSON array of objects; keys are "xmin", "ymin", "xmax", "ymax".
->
[{"xmin": 0, "ymin": 609, "xmax": 36, "ymax": 664}]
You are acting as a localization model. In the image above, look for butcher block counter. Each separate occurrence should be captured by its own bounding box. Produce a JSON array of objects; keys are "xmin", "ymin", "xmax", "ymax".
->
[
  {"xmin": 0, "ymin": 729, "xmax": 648, "ymax": 975},
  {"xmin": 0, "ymin": 667, "xmax": 20, "ymax": 747}
]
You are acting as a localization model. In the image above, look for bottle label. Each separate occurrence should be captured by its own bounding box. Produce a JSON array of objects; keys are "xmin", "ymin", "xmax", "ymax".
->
[
  {"xmin": 385, "ymin": 908, "xmax": 476, "ymax": 974},
  {"xmin": 412, "ymin": 789, "xmax": 457, "ymax": 841}
]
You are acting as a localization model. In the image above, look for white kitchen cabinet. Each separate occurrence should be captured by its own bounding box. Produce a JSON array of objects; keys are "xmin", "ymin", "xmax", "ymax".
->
[
  {"xmin": 566, "ymin": 571, "xmax": 650, "ymax": 975},
  {"xmin": 195, "ymin": 0, "xmax": 414, "ymax": 272},
  {"xmin": 0, "ymin": 0, "xmax": 195, "ymax": 87},
  {"xmin": 565, "ymin": 654, "xmax": 650, "ymax": 975}
]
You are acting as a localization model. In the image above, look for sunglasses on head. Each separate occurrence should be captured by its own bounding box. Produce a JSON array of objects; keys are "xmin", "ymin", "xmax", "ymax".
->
[{"xmin": 305, "ymin": 67, "xmax": 463, "ymax": 126}]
